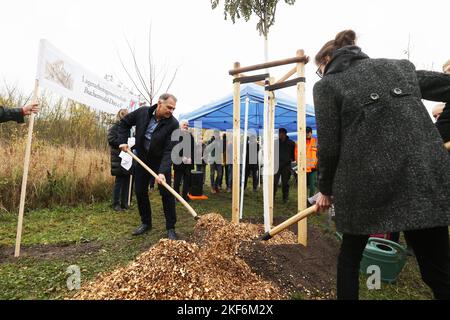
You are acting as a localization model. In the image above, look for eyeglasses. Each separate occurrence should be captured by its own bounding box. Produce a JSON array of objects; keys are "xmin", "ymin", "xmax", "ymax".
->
[{"xmin": 316, "ymin": 64, "xmax": 324, "ymax": 78}]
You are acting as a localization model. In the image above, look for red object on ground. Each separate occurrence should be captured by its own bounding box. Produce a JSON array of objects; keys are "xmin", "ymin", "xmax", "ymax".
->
[
  {"xmin": 188, "ymin": 194, "xmax": 209, "ymax": 201},
  {"xmin": 370, "ymin": 233, "xmax": 391, "ymax": 240}
]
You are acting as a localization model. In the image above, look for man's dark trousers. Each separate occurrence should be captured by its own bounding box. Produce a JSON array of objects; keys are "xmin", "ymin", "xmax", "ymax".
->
[
  {"xmin": 274, "ymin": 165, "xmax": 291, "ymax": 201},
  {"xmin": 134, "ymin": 158, "xmax": 176, "ymax": 230}
]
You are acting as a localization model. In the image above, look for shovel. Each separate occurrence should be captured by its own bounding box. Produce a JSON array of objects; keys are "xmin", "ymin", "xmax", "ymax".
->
[
  {"xmin": 126, "ymin": 150, "xmax": 199, "ymax": 220},
  {"xmin": 259, "ymin": 205, "xmax": 318, "ymax": 241}
]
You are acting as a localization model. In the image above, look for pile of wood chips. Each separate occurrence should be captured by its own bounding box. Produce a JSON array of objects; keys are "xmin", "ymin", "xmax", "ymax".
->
[{"xmin": 73, "ymin": 213, "xmax": 297, "ymax": 300}]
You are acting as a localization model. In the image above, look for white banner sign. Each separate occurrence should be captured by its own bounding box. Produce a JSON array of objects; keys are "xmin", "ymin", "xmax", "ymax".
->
[{"xmin": 36, "ymin": 39, "xmax": 139, "ymax": 114}]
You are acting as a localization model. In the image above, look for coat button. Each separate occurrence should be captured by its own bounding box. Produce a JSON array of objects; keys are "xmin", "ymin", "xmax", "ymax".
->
[
  {"xmin": 370, "ymin": 93, "xmax": 379, "ymax": 101},
  {"xmin": 393, "ymin": 88, "xmax": 403, "ymax": 95}
]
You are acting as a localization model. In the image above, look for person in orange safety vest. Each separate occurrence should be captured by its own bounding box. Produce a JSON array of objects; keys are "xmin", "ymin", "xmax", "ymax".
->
[{"xmin": 306, "ymin": 127, "xmax": 318, "ymax": 197}]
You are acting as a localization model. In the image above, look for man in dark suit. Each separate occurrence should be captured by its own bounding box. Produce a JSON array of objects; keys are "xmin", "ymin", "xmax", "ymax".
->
[{"xmin": 117, "ymin": 93, "xmax": 179, "ymax": 239}]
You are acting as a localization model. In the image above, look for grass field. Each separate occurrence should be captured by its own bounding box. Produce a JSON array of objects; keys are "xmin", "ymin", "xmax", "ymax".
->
[{"xmin": 0, "ymin": 180, "xmax": 434, "ymax": 300}]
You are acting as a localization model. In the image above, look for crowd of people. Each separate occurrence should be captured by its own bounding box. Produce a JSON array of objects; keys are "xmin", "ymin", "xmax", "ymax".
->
[{"xmin": 4, "ymin": 28, "xmax": 448, "ymax": 300}]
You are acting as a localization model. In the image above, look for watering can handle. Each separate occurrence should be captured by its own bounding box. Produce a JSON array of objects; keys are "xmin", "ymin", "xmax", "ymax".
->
[{"xmin": 368, "ymin": 237, "xmax": 407, "ymax": 257}]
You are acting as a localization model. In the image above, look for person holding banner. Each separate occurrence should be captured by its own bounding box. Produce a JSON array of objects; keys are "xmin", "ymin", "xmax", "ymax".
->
[
  {"xmin": 108, "ymin": 108, "xmax": 132, "ymax": 211},
  {"xmin": 0, "ymin": 103, "xmax": 39, "ymax": 123},
  {"xmin": 118, "ymin": 93, "xmax": 179, "ymax": 240}
]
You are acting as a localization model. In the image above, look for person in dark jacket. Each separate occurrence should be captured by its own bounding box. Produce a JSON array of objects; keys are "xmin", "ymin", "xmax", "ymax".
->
[
  {"xmin": 0, "ymin": 103, "xmax": 39, "ymax": 123},
  {"xmin": 117, "ymin": 93, "xmax": 179, "ymax": 239},
  {"xmin": 205, "ymin": 130, "xmax": 223, "ymax": 193},
  {"xmin": 108, "ymin": 109, "xmax": 131, "ymax": 211},
  {"xmin": 313, "ymin": 30, "xmax": 450, "ymax": 300},
  {"xmin": 274, "ymin": 128, "xmax": 295, "ymax": 203},
  {"xmin": 244, "ymin": 134, "xmax": 259, "ymax": 191},
  {"xmin": 173, "ymin": 120, "xmax": 195, "ymax": 202}
]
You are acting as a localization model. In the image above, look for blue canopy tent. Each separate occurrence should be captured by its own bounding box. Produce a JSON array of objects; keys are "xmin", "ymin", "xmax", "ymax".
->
[{"xmin": 179, "ymin": 84, "xmax": 316, "ymax": 134}]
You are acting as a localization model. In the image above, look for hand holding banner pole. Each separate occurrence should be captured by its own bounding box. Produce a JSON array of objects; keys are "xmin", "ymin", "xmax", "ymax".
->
[{"xmin": 15, "ymin": 79, "xmax": 39, "ymax": 257}]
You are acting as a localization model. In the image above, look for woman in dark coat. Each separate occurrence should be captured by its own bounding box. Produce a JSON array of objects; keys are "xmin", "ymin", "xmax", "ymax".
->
[
  {"xmin": 108, "ymin": 109, "xmax": 132, "ymax": 211},
  {"xmin": 436, "ymin": 60, "xmax": 450, "ymax": 146},
  {"xmin": 313, "ymin": 30, "xmax": 450, "ymax": 300}
]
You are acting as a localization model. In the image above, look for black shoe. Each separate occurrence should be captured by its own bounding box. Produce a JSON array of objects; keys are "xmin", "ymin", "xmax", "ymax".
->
[
  {"xmin": 132, "ymin": 224, "xmax": 150, "ymax": 236},
  {"xmin": 167, "ymin": 228, "xmax": 178, "ymax": 240},
  {"xmin": 283, "ymin": 198, "xmax": 288, "ymax": 204},
  {"xmin": 121, "ymin": 204, "xmax": 130, "ymax": 210},
  {"xmin": 113, "ymin": 204, "xmax": 122, "ymax": 211}
]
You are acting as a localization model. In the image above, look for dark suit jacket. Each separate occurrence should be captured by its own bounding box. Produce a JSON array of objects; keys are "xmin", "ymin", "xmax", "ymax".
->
[
  {"xmin": 0, "ymin": 106, "xmax": 24, "ymax": 123},
  {"xmin": 117, "ymin": 104, "xmax": 179, "ymax": 174}
]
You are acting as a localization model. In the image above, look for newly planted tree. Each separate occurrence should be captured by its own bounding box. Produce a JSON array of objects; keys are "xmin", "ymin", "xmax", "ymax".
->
[{"xmin": 211, "ymin": 0, "xmax": 296, "ymax": 61}]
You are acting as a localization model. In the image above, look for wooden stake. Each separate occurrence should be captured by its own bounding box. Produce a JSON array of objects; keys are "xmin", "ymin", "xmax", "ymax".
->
[
  {"xmin": 296, "ymin": 50, "xmax": 308, "ymax": 246},
  {"xmin": 229, "ymin": 56, "xmax": 309, "ymax": 75},
  {"xmin": 126, "ymin": 150, "xmax": 198, "ymax": 219},
  {"xmin": 15, "ymin": 79, "xmax": 39, "ymax": 257},
  {"xmin": 268, "ymin": 77, "xmax": 275, "ymax": 226},
  {"xmin": 232, "ymin": 62, "xmax": 241, "ymax": 224}
]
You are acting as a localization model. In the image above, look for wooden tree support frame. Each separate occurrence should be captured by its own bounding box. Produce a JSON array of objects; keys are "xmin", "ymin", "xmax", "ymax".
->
[
  {"xmin": 229, "ymin": 56, "xmax": 309, "ymax": 75},
  {"xmin": 276, "ymin": 67, "xmax": 297, "ymax": 84},
  {"xmin": 266, "ymin": 77, "xmax": 305, "ymax": 92},
  {"xmin": 230, "ymin": 51, "xmax": 309, "ymax": 246},
  {"xmin": 233, "ymin": 73, "xmax": 270, "ymax": 84}
]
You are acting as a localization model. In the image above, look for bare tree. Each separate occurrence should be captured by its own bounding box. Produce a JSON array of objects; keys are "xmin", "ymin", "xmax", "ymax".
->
[{"xmin": 117, "ymin": 25, "xmax": 178, "ymax": 106}]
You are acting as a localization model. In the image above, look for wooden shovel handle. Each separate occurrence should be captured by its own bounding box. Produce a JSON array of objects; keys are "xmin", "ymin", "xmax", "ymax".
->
[
  {"xmin": 261, "ymin": 205, "xmax": 318, "ymax": 240},
  {"xmin": 126, "ymin": 150, "xmax": 199, "ymax": 220}
]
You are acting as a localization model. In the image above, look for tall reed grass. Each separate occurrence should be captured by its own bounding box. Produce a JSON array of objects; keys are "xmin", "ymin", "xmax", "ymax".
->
[{"xmin": 0, "ymin": 86, "xmax": 115, "ymax": 212}]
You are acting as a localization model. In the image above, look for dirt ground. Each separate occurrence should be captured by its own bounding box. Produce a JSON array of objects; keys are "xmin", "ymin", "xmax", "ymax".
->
[
  {"xmin": 238, "ymin": 217, "xmax": 339, "ymax": 299},
  {"xmin": 0, "ymin": 241, "xmax": 103, "ymax": 263},
  {"xmin": 2, "ymin": 214, "xmax": 341, "ymax": 300}
]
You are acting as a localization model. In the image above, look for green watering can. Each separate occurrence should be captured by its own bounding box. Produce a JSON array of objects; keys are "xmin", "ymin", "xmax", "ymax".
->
[
  {"xmin": 359, "ymin": 238, "xmax": 407, "ymax": 283},
  {"xmin": 335, "ymin": 233, "xmax": 407, "ymax": 283}
]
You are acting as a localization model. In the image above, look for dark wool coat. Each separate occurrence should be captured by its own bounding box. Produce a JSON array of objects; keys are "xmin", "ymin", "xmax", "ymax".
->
[
  {"xmin": 116, "ymin": 104, "xmax": 179, "ymax": 174},
  {"xmin": 313, "ymin": 46, "xmax": 450, "ymax": 235},
  {"xmin": 107, "ymin": 122, "xmax": 131, "ymax": 176},
  {"xmin": 436, "ymin": 103, "xmax": 450, "ymax": 142},
  {"xmin": 0, "ymin": 106, "xmax": 24, "ymax": 123}
]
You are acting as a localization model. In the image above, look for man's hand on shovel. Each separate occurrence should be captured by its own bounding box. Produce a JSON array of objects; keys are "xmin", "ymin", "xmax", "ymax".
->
[
  {"xmin": 156, "ymin": 174, "xmax": 166, "ymax": 185},
  {"xmin": 119, "ymin": 144, "xmax": 129, "ymax": 152}
]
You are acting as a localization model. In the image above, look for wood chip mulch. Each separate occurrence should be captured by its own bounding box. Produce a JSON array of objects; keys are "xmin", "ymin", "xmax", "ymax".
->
[{"xmin": 73, "ymin": 213, "xmax": 297, "ymax": 300}]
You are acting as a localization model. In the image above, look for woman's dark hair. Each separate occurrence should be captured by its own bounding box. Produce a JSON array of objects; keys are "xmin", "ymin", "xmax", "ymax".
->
[{"xmin": 315, "ymin": 29, "xmax": 357, "ymax": 66}]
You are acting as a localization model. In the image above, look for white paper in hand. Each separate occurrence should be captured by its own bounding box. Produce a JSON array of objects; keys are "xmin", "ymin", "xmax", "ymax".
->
[
  {"xmin": 119, "ymin": 151, "xmax": 133, "ymax": 171},
  {"xmin": 127, "ymin": 137, "xmax": 136, "ymax": 148}
]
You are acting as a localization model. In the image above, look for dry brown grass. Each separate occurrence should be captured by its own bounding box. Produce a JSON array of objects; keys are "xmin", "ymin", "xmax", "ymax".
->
[
  {"xmin": 0, "ymin": 87, "xmax": 116, "ymax": 212},
  {"xmin": 0, "ymin": 137, "xmax": 113, "ymax": 212}
]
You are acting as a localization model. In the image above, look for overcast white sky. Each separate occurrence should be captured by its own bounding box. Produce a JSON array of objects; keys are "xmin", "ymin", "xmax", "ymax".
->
[{"xmin": 1, "ymin": 0, "xmax": 449, "ymax": 118}]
